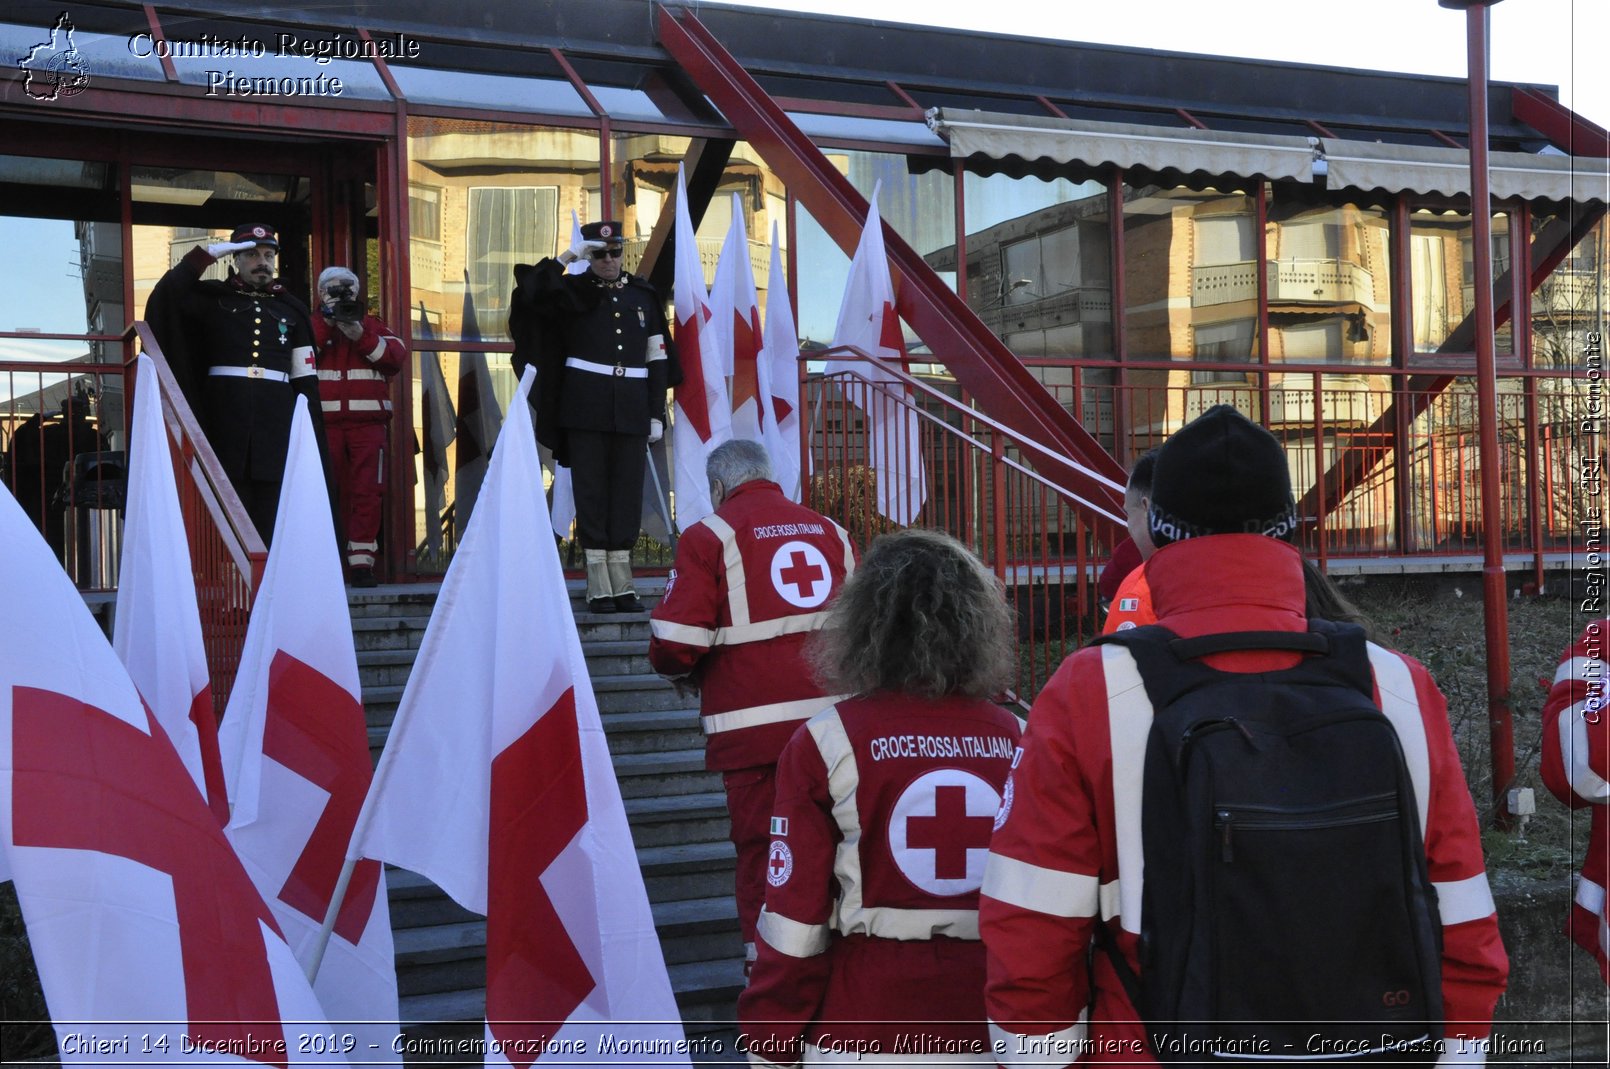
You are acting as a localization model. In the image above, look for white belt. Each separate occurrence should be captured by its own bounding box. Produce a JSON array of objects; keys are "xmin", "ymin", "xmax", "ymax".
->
[
  {"xmin": 318, "ymin": 368, "xmax": 385, "ymax": 381},
  {"xmin": 211, "ymin": 365, "xmax": 288, "ymax": 383},
  {"xmin": 565, "ymin": 357, "xmax": 647, "ymax": 379},
  {"xmin": 322, "ymin": 399, "xmax": 392, "ymax": 412}
]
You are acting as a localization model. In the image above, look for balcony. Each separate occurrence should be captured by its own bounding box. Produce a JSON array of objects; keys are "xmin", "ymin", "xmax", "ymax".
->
[{"xmin": 1192, "ymin": 258, "xmax": 1378, "ymax": 308}]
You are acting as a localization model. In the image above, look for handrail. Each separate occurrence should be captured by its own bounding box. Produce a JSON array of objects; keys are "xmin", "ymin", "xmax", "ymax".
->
[
  {"xmin": 803, "ymin": 353, "xmax": 1117, "ymax": 704},
  {"xmin": 815, "ymin": 345, "xmax": 1126, "ymax": 524},
  {"xmin": 125, "ymin": 323, "xmax": 267, "ymax": 711}
]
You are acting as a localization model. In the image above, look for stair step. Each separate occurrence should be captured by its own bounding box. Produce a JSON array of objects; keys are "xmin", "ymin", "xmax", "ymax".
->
[
  {"xmin": 593, "ymin": 674, "xmax": 686, "ymax": 713},
  {"xmin": 395, "ymin": 954, "xmax": 743, "ymax": 1028},
  {"xmin": 603, "ymin": 708, "xmax": 705, "ymax": 754},
  {"xmin": 624, "ymin": 790, "xmax": 733, "ymax": 848},
  {"xmin": 612, "ymin": 749, "xmax": 721, "ymax": 798}
]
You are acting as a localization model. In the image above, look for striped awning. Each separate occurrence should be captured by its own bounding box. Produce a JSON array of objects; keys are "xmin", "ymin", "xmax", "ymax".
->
[
  {"xmin": 926, "ymin": 108, "xmax": 1318, "ymax": 183},
  {"xmin": 925, "ymin": 108, "xmax": 1609, "ymax": 205},
  {"xmin": 1319, "ymin": 138, "xmax": 1609, "ymax": 203}
]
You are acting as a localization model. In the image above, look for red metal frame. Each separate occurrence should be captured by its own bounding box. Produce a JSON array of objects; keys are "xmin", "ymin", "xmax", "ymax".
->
[
  {"xmin": 1512, "ymin": 87, "xmax": 1610, "ymax": 156},
  {"xmin": 657, "ymin": 4, "xmax": 1126, "ymax": 530}
]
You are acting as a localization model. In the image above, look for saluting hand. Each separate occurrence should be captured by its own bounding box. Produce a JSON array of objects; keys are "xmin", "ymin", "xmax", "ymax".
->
[{"xmin": 205, "ymin": 240, "xmax": 260, "ymax": 259}]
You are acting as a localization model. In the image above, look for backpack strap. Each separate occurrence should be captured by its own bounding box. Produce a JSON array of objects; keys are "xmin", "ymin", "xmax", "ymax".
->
[{"xmin": 1094, "ymin": 620, "xmax": 1376, "ymax": 702}]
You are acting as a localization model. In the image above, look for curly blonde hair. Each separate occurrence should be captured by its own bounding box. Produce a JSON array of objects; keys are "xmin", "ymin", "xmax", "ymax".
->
[{"xmin": 809, "ymin": 528, "xmax": 1015, "ymax": 699}]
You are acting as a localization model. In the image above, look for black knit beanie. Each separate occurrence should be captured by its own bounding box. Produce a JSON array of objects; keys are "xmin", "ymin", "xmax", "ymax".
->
[{"xmin": 1148, "ymin": 405, "xmax": 1297, "ymax": 548}]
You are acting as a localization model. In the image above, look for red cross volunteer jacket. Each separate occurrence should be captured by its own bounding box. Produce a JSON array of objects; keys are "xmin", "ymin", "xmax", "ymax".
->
[
  {"xmin": 647, "ymin": 480, "xmax": 857, "ymax": 771},
  {"xmin": 982, "ymin": 536, "xmax": 1508, "ymax": 1066},
  {"xmin": 1540, "ymin": 619, "xmax": 1610, "ymax": 983},
  {"xmin": 739, "ymin": 693, "xmax": 1023, "ymax": 1065},
  {"xmin": 312, "ymin": 315, "xmax": 406, "ymax": 424}
]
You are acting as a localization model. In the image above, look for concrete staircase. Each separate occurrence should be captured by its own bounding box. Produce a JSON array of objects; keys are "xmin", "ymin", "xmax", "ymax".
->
[{"xmin": 348, "ymin": 579, "xmax": 746, "ymax": 1033}]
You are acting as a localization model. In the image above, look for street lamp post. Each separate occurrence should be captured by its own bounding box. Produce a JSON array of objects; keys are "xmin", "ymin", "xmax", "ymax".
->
[{"xmin": 1439, "ymin": 0, "xmax": 1515, "ymax": 825}]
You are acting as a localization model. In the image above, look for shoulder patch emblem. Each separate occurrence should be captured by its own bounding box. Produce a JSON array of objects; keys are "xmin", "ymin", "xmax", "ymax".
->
[{"xmin": 766, "ymin": 840, "xmax": 794, "ymax": 887}]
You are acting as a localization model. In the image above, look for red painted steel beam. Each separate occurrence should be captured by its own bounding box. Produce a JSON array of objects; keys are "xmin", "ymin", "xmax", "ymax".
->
[
  {"xmin": 1297, "ymin": 206, "xmax": 1605, "ymax": 520},
  {"xmin": 1512, "ymin": 87, "xmax": 1610, "ymax": 156},
  {"xmin": 1458, "ymin": 2, "xmax": 1515, "ymax": 820},
  {"xmin": 656, "ymin": 4, "xmax": 1126, "ymax": 523}
]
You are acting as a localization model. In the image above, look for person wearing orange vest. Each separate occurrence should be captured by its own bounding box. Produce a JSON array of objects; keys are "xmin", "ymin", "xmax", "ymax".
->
[
  {"xmin": 648, "ymin": 439, "xmax": 858, "ymax": 971},
  {"xmin": 1102, "ymin": 449, "xmax": 1157, "ymax": 634},
  {"xmin": 739, "ymin": 530, "xmax": 1021, "ymax": 1065},
  {"xmin": 311, "ymin": 266, "xmax": 406, "ymax": 586},
  {"xmin": 1540, "ymin": 617, "xmax": 1610, "ymax": 983}
]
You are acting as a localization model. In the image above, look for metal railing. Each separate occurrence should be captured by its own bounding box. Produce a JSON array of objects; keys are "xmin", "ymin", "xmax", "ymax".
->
[
  {"xmin": 803, "ymin": 347, "xmax": 1124, "ymax": 706},
  {"xmin": 126, "ymin": 324, "xmax": 268, "ymax": 712},
  {"xmin": 1021, "ymin": 359, "xmax": 1600, "ymax": 570},
  {"xmin": 1, "ymin": 355, "xmax": 126, "ymax": 591}
]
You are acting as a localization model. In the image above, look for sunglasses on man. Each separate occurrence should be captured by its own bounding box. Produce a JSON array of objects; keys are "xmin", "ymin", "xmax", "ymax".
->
[{"xmin": 589, "ymin": 247, "xmax": 625, "ymax": 261}]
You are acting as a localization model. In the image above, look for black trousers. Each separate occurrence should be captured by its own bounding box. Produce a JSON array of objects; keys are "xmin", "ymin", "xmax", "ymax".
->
[{"xmin": 566, "ymin": 429, "xmax": 647, "ymax": 551}]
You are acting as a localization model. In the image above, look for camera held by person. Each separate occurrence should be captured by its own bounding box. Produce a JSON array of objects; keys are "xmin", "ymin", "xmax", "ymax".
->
[{"xmin": 320, "ymin": 281, "xmax": 367, "ymax": 325}]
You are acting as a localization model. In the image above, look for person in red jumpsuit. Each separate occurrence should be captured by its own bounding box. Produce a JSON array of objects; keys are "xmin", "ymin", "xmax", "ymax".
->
[
  {"xmin": 739, "ymin": 529, "xmax": 1022, "ymax": 1066},
  {"xmin": 649, "ymin": 438, "xmax": 857, "ymax": 973},
  {"xmin": 311, "ymin": 266, "xmax": 405, "ymax": 586},
  {"xmin": 1541, "ymin": 617, "xmax": 1610, "ymax": 983}
]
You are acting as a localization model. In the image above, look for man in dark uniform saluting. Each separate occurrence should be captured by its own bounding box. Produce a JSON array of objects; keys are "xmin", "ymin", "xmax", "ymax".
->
[
  {"xmin": 145, "ymin": 223, "xmax": 326, "ymax": 544},
  {"xmin": 510, "ymin": 220, "xmax": 682, "ymax": 613}
]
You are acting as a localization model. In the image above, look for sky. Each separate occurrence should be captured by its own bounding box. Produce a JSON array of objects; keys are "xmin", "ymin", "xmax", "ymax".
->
[{"xmin": 711, "ymin": 0, "xmax": 1610, "ymax": 131}]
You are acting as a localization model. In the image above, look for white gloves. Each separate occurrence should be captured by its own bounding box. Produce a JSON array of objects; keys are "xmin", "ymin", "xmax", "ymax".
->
[
  {"xmin": 206, "ymin": 240, "xmax": 259, "ymax": 259},
  {"xmin": 648, "ymin": 418, "xmax": 664, "ymax": 444},
  {"xmin": 561, "ymin": 238, "xmax": 607, "ymax": 265}
]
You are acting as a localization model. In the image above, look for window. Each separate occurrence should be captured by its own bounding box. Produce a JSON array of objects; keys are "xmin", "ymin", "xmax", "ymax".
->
[
  {"xmin": 1194, "ymin": 214, "xmax": 1255, "ymax": 266},
  {"xmin": 1192, "ymin": 319, "xmax": 1255, "ymax": 383},
  {"xmin": 409, "ymin": 186, "xmax": 442, "ymax": 243},
  {"xmin": 466, "ymin": 186, "xmax": 558, "ymax": 332}
]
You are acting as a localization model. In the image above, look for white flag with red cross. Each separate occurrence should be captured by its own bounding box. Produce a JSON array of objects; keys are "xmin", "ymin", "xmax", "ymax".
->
[
  {"xmin": 670, "ymin": 163, "xmax": 732, "ymax": 531},
  {"xmin": 350, "ymin": 368, "xmax": 690, "ymax": 1067},
  {"xmin": 0, "ymin": 483, "xmax": 345, "ymax": 1065},
  {"xmin": 826, "ymin": 182, "xmax": 928, "ymax": 524},
  {"xmin": 113, "ymin": 353, "xmax": 230, "ymax": 826},
  {"xmin": 760, "ymin": 222, "xmax": 803, "ymax": 501},
  {"xmin": 710, "ymin": 192, "xmax": 769, "ymax": 444},
  {"xmin": 217, "ymin": 397, "xmax": 400, "ymax": 1059}
]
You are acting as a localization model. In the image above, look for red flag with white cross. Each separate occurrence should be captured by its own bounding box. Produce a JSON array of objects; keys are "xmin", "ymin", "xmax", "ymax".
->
[
  {"xmin": 217, "ymin": 396, "xmax": 400, "ymax": 1059},
  {"xmin": 350, "ymin": 368, "xmax": 689, "ymax": 1066},
  {"xmin": 0, "ymin": 483, "xmax": 342, "ymax": 1065}
]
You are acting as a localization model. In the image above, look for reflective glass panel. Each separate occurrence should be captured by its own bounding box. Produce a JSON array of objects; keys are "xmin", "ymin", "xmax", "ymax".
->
[
  {"xmin": 1531, "ymin": 215, "xmax": 1606, "ymax": 370},
  {"xmin": 796, "ymin": 149, "xmax": 955, "ymax": 354},
  {"xmin": 609, "ymin": 134, "xmax": 788, "ymax": 304},
  {"xmin": 1265, "ymin": 196, "xmax": 1392, "ymax": 365},
  {"xmin": 407, "ymin": 116, "xmax": 600, "ymax": 342},
  {"xmin": 390, "ymin": 66, "xmax": 588, "ymax": 114},
  {"xmin": 1122, "ymin": 182, "xmax": 1254, "ymax": 363},
  {"xmin": 1409, "ymin": 209, "xmax": 1513, "ymax": 355},
  {"xmin": 955, "ymin": 171, "xmax": 1112, "ymax": 361}
]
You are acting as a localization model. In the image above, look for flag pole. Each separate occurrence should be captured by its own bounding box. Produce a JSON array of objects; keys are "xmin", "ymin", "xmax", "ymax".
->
[
  {"xmin": 308, "ymin": 367, "xmax": 541, "ymax": 984},
  {"xmin": 646, "ymin": 440, "xmax": 674, "ymax": 538},
  {"xmin": 305, "ymin": 856, "xmax": 360, "ymax": 983}
]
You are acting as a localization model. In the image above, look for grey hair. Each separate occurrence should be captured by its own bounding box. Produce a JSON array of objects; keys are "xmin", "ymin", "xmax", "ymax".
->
[
  {"xmin": 706, "ymin": 438, "xmax": 772, "ymax": 492},
  {"xmin": 809, "ymin": 528, "xmax": 1015, "ymax": 700},
  {"xmin": 317, "ymin": 266, "xmax": 360, "ymax": 292}
]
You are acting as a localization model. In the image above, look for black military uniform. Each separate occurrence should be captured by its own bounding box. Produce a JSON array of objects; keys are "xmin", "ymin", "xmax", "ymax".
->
[
  {"xmin": 510, "ymin": 220, "xmax": 682, "ymax": 611},
  {"xmin": 145, "ymin": 223, "xmax": 325, "ymax": 544}
]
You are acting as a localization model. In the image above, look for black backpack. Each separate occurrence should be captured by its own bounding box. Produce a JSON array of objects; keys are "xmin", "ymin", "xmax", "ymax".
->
[{"xmin": 1091, "ymin": 621, "xmax": 1444, "ymax": 1064}]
